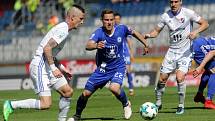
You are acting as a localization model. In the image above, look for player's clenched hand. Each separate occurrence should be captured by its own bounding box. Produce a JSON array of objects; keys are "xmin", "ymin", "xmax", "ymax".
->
[
  {"xmin": 63, "ymin": 69, "xmax": 73, "ymax": 80},
  {"xmin": 188, "ymin": 31, "xmax": 199, "ymax": 40},
  {"xmin": 52, "ymin": 69, "xmax": 63, "ymax": 78},
  {"xmin": 143, "ymin": 34, "xmax": 151, "ymax": 39},
  {"xmin": 193, "ymin": 67, "xmax": 202, "ymax": 78},
  {"xmin": 143, "ymin": 46, "xmax": 149, "ymax": 55},
  {"xmin": 96, "ymin": 41, "xmax": 105, "ymax": 49}
]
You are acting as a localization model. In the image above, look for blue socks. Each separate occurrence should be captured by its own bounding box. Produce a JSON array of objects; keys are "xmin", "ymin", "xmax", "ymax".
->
[
  {"xmin": 115, "ymin": 88, "xmax": 128, "ymax": 107},
  {"xmin": 127, "ymin": 73, "xmax": 133, "ymax": 90},
  {"xmin": 207, "ymin": 74, "xmax": 215, "ymax": 100},
  {"xmin": 198, "ymin": 72, "xmax": 209, "ymax": 93}
]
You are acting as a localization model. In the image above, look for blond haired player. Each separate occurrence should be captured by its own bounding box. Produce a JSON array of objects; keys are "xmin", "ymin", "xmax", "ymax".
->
[{"xmin": 3, "ymin": 5, "xmax": 85, "ymax": 121}]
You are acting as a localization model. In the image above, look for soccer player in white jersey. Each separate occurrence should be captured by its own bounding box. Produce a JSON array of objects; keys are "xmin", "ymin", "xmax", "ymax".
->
[
  {"xmin": 144, "ymin": 0, "xmax": 208, "ymax": 114},
  {"xmin": 3, "ymin": 5, "xmax": 85, "ymax": 121}
]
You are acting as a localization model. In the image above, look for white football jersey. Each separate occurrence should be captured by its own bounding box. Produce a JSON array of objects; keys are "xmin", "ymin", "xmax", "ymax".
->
[
  {"xmin": 158, "ymin": 7, "xmax": 201, "ymax": 49},
  {"xmin": 31, "ymin": 22, "xmax": 69, "ymax": 65}
]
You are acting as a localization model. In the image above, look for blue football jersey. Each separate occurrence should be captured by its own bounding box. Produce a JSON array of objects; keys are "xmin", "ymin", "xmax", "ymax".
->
[
  {"xmin": 89, "ymin": 24, "xmax": 133, "ymax": 70},
  {"xmin": 193, "ymin": 37, "xmax": 215, "ymax": 70}
]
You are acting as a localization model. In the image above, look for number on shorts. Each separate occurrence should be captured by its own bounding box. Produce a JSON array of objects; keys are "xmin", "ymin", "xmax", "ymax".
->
[{"xmin": 114, "ymin": 72, "xmax": 123, "ymax": 79}]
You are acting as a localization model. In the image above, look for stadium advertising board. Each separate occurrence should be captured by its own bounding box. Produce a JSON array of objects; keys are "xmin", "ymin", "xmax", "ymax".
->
[
  {"xmin": 68, "ymin": 60, "xmax": 158, "ymax": 88},
  {"xmin": 0, "ymin": 59, "xmax": 158, "ymax": 90},
  {"xmin": 0, "ymin": 76, "xmax": 33, "ymax": 90}
]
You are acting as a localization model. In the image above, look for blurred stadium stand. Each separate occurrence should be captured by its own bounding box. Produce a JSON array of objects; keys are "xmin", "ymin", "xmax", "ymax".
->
[{"xmin": 0, "ymin": 0, "xmax": 215, "ymax": 64}]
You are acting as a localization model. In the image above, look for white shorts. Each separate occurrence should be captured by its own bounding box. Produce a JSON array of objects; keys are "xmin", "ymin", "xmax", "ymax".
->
[
  {"xmin": 30, "ymin": 61, "xmax": 68, "ymax": 96},
  {"xmin": 160, "ymin": 47, "xmax": 192, "ymax": 74}
]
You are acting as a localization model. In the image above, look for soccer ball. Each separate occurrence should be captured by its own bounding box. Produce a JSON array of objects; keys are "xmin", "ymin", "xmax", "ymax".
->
[{"xmin": 140, "ymin": 102, "xmax": 158, "ymax": 120}]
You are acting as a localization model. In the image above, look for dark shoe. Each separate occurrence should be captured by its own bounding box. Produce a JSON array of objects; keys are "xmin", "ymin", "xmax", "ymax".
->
[
  {"xmin": 204, "ymin": 99, "xmax": 215, "ymax": 109},
  {"xmin": 194, "ymin": 92, "xmax": 205, "ymax": 104},
  {"xmin": 176, "ymin": 107, "xmax": 184, "ymax": 114},
  {"xmin": 156, "ymin": 104, "xmax": 162, "ymax": 111}
]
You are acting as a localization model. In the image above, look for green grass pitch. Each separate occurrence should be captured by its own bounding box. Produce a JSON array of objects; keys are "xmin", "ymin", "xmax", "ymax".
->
[{"xmin": 0, "ymin": 86, "xmax": 215, "ymax": 121}]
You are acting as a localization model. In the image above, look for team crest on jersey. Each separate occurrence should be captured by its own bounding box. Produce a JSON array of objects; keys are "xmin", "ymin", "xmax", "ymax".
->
[
  {"xmin": 180, "ymin": 18, "xmax": 185, "ymax": 23},
  {"xmin": 117, "ymin": 37, "xmax": 122, "ymax": 43},
  {"xmin": 57, "ymin": 32, "xmax": 65, "ymax": 39}
]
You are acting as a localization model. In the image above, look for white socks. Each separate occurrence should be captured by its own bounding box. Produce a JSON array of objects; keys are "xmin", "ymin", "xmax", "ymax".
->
[{"xmin": 11, "ymin": 99, "xmax": 40, "ymax": 109}]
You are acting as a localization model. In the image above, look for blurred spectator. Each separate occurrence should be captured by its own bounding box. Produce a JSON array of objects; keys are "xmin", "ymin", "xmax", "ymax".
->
[
  {"xmin": 14, "ymin": 0, "xmax": 23, "ymax": 11},
  {"xmin": 58, "ymin": 0, "xmax": 74, "ymax": 11},
  {"xmin": 14, "ymin": 0, "xmax": 39, "ymax": 13},
  {"xmin": 47, "ymin": 15, "xmax": 59, "ymax": 30},
  {"xmin": 39, "ymin": 15, "xmax": 59, "ymax": 34},
  {"xmin": 13, "ymin": 0, "xmax": 39, "ymax": 29},
  {"xmin": 111, "ymin": 0, "xmax": 139, "ymax": 3},
  {"xmin": 27, "ymin": 0, "xmax": 40, "ymax": 13}
]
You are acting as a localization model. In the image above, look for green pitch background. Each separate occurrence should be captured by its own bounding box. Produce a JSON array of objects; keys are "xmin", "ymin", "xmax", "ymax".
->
[{"xmin": 0, "ymin": 86, "xmax": 214, "ymax": 121}]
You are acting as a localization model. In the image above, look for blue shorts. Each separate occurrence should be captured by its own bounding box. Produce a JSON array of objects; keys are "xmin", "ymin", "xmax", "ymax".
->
[{"xmin": 85, "ymin": 66, "xmax": 126, "ymax": 92}]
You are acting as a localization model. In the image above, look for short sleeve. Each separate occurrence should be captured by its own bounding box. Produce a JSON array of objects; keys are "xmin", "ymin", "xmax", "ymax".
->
[
  {"xmin": 89, "ymin": 29, "xmax": 101, "ymax": 42},
  {"xmin": 188, "ymin": 9, "xmax": 201, "ymax": 22},
  {"xmin": 121, "ymin": 25, "xmax": 133, "ymax": 36},
  {"xmin": 52, "ymin": 29, "xmax": 68, "ymax": 44},
  {"xmin": 157, "ymin": 14, "xmax": 166, "ymax": 28}
]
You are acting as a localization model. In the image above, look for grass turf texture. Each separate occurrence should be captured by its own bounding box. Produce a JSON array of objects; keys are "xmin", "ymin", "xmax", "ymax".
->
[{"xmin": 0, "ymin": 86, "xmax": 214, "ymax": 121}]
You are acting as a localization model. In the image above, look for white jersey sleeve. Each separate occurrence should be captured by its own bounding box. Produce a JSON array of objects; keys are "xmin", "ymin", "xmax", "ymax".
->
[
  {"xmin": 51, "ymin": 22, "xmax": 69, "ymax": 44},
  {"xmin": 31, "ymin": 22, "xmax": 69, "ymax": 66},
  {"xmin": 186, "ymin": 8, "xmax": 201, "ymax": 23},
  {"xmin": 157, "ymin": 13, "xmax": 167, "ymax": 29},
  {"xmin": 158, "ymin": 7, "xmax": 202, "ymax": 49}
]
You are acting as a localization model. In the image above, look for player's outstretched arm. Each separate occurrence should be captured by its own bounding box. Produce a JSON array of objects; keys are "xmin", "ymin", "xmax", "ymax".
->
[
  {"xmin": 132, "ymin": 30, "xmax": 149, "ymax": 55},
  {"xmin": 132, "ymin": 30, "xmax": 148, "ymax": 47},
  {"xmin": 143, "ymin": 26, "xmax": 162, "ymax": 39},
  {"xmin": 86, "ymin": 40, "xmax": 105, "ymax": 51},
  {"xmin": 193, "ymin": 50, "xmax": 215, "ymax": 78},
  {"xmin": 127, "ymin": 37, "xmax": 134, "ymax": 61},
  {"xmin": 189, "ymin": 18, "xmax": 209, "ymax": 40}
]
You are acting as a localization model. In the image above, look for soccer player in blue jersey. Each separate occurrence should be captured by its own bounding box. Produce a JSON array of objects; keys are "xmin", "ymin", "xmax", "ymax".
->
[
  {"xmin": 67, "ymin": 9, "xmax": 149, "ymax": 121},
  {"xmin": 192, "ymin": 36, "xmax": 215, "ymax": 109},
  {"xmin": 114, "ymin": 12, "xmax": 135, "ymax": 96}
]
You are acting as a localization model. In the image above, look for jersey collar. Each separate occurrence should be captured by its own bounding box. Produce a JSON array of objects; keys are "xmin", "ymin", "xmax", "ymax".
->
[{"xmin": 171, "ymin": 7, "xmax": 182, "ymax": 16}]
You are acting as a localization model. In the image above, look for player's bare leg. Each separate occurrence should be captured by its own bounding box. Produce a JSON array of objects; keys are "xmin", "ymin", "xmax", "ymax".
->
[
  {"xmin": 155, "ymin": 73, "xmax": 168, "ymax": 110},
  {"xmin": 126, "ymin": 65, "xmax": 134, "ymax": 96},
  {"xmin": 3, "ymin": 94, "xmax": 51, "ymax": 121},
  {"xmin": 57, "ymin": 84, "xmax": 73, "ymax": 121},
  {"xmin": 176, "ymin": 70, "xmax": 186, "ymax": 114},
  {"xmin": 67, "ymin": 90, "xmax": 92, "ymax": 121},
  {"xmin": 110, "ymin": 83, "xmax": 132, "ymax": 119}
]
